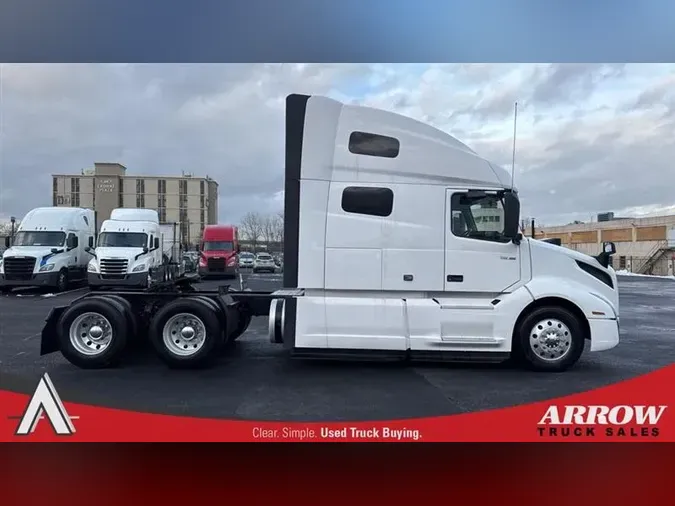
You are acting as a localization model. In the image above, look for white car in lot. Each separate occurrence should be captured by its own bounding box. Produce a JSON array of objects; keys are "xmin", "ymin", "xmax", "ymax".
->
[
  {"xmin": 253, "ymin": 252, "xmax": 276, "ymax": 273},
  {"xmin": 238, "ymin": 252, "xmax": 255, "ymax": 269}
]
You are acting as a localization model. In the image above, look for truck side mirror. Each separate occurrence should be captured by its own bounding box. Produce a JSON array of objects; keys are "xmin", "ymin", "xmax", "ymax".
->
[
  {"xmin": 154, "ymin": 237, "xmax": 160, "ymax": 249},
  {"xmin": 502, "ymin": 192, "xmax": 522, "ymax": 244},
  {"xmin": 595, "ymin": 241, "xmax": 616, "ymax": 268},
  {"xmin": 4, "ymin": 236, "xmax": 9, "ymax": 248},
  {"xmin": 88, "ymin": 236, "xmax": 94, "ymax": 248},
  {"xmin": 236, "ymin": 244, "xmax": 241, "ymax": 253}
]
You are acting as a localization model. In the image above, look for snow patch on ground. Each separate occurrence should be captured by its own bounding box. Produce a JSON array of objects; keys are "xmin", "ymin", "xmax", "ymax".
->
[{"xmin": 616, "ymin": 270, "xmax": 675, "ymax": 280}]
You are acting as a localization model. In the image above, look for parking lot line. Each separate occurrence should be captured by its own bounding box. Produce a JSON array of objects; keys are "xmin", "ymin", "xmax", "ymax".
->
[{"xmin": 40, "ymin": 286, "xmax": 89, "ymax": 298}]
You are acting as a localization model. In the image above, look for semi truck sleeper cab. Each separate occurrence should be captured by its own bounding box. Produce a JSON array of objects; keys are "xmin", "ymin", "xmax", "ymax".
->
[{"xmin": 39, "ymin": 93, "xmax": 620, "ymax": 373}]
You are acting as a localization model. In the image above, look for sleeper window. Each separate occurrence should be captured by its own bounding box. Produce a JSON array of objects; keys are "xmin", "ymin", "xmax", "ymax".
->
[{"xmin": 341, "ymin": 186, "xmax": 394, "ymax": 217}]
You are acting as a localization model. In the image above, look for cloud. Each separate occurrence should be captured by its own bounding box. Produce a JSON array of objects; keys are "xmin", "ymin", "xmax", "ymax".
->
[{"xmin": 1, "ymin": 63, "xmax": 674, "ymax": 227}]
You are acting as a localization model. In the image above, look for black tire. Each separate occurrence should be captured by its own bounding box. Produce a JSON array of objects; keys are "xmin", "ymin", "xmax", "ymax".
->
[
  {"xmin": 56, "ymin": 269, "xmax": 68, "ymax": 293},
  {"xmin": 57, "ymin": 298, "xmax": 129, "ymax": 369},
  {"xmin": 85, "ymin": 294, "xmax": 138, "ymax": 338},
  {"xmin": 148, "ymin": 297, "xmax": 224, "ymax": 369},
  {"xmin": 513, "ymin": 306, "xmax": 585, "ymax": 372},
  {"xmin": 0, "ymin": 287, "xmax": 11, "ymax": 294}
]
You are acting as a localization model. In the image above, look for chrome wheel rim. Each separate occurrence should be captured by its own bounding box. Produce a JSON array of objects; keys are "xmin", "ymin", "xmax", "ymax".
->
[
  {"xmin": 529, "ymin": 318, "xmax": 572, "ymax": 362},
  {"xmin": 162, "ymin": 313, "xmax": 207, "ymax": 357},
  {"xmin": 69, "ymin": 312, "xmax": 113, "ymax": 356}
]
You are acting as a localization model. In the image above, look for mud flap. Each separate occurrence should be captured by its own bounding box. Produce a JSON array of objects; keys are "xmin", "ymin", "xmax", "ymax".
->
[{"xmin": 40, "ymin": 306, "xmax": 67, "ymax": 355}]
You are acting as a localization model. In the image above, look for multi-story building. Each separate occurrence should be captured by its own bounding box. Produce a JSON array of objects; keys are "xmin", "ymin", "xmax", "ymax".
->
[{"xmin": 51, "ymin": 162, "xmax": 219, "ymax": 246}]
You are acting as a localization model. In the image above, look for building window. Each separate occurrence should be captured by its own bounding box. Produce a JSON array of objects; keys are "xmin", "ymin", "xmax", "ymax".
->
[
  {"xmin": 200, "ymin": 180, "xmax": 205, "ymax": 195},
  {"xmin": 348, "ymin": 131, "xmax": 400, "ymax": 158},
  {"xmin": 179, "ymin": 179, "xmax": 188, "ymax": 245},
  {"xmin": 70, "ymin": 178, "xmax": 80, "ymax": 207},
  {"xmin": 341, "ymin": 186, "xmax": 394, "ymax": 217},
  {"xmin": 136, "ymin": 179, "xmax": 145, "ymax": 208},
  {"xmin": 157, "ymin": 179, "xmax": 167, "ymax": 223},
  {"xmin": 119, "ymin": 179, "xmax": 124, "ymax": 207}
]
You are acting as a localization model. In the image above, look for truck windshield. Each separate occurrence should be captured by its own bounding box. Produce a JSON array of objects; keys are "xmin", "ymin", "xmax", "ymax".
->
[
  {"xmin": 12, "ymin": 231, "xmax": 66, "ymax": 247},
  {"xmin": 98, "ymin": 232, "xmax": 148, "ymax": 248},
  {"xmin": 203, "ymin": 241, "xmax": 233, "ymax": 251}
]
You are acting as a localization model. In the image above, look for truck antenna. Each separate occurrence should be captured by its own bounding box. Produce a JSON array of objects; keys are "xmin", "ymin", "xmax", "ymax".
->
[{"xmin": 510, "ymin": 101, "xmax": 518, "ymax": 189}]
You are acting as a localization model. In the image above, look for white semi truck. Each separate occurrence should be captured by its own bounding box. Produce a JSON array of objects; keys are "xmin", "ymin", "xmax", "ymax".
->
[
  {"xmin": 40, "ymin": 94, "xmax": 619, "ymax": 372},
  {"xmin": 87, "ymin": 208, "xmax": 182, "ymax": 290},
  {"xmin": 1, "ymin": 207, "xmax": 96, "ymax": 293}
]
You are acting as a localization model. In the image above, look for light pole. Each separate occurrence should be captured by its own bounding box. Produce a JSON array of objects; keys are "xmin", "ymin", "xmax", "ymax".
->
[{"xmin": 10, "ymin": 216, "xmax": 16, "ymax": 242}]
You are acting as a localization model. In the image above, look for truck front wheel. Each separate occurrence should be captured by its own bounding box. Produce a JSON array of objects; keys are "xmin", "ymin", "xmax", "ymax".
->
[
  {"xmin": 56, "ymin": 269, "xmax": 68, "ymax": 292},
  {"xmin": 513, "ymin": 306, "xmax": 585, "ymax": 372},
  {"xmin": 148, "ymin": 298, "xmax": 224, "ymax": 369}
]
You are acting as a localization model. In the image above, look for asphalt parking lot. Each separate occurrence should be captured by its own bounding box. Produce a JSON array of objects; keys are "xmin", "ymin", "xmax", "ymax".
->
[{"xmin": 1, "ymin": 274, "xmax": 674, "ymax": 421}]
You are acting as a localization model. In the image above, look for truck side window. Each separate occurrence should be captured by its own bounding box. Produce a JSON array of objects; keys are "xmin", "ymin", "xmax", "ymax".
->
[
  {"xmin": 341, "ymin": 186, "xmax": 394, "ymax": 217},
  {"xmin": 348, "ymin": 131, "xmax": 400, "ymax": 158},
  {"xmin": 450, "ymin": 192, "xmax": 509, "ymax": 243}
]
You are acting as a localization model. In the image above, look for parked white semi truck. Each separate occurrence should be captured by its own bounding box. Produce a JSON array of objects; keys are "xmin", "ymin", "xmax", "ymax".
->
[
  {"xmin": 40, "ymin": 94, "xmax": 619, "ymax": 372},
  {"xmin": 1, "ymin": 207, "xmax": 96, "ymax": 293},
  {"xmin": 87, "ymin": 208, "xmax": 182, "ymax": 290}
]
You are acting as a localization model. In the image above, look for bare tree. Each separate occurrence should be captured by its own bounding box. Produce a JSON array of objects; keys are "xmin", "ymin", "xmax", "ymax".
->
[
  {"xmin": 239, "ymin": 212, "xmax": 264, "ymax": 250},
  {"xmin": 0, "ymin": 221, "xmax": 19, "ymax": 236},
  {"xmin": 272, "ymin": 211, "xmax": 284, "ymax": 245},
  {"xmin": 261, "ymin": 214, "xmax": 275, "ymax": 245}
]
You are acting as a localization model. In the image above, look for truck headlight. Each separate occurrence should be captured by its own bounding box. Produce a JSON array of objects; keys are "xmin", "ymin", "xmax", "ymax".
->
[
  {"xmin": 132, "ymin": 264, "xmax": 146, "ymax": 272},
  {"xmin": 227, "ymin": 257, "xmax": 237, "ymax": 266},
  {"xmin": 39, "ymin": 264, "xmax": 55, "ymax": 272},
  {"xmin": 88, "ymin": 262, "xmax": 99, "ymax": 273}
]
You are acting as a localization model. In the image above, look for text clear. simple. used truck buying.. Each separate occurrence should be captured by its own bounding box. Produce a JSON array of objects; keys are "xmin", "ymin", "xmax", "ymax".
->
[
  {"xmin": 87, "ymin": 208, "xmax": 182, "ymax": 290},
  {"xmin": 39, "ymin": 94, "xmax": 620, "ymax": 372},
  {"xmin": 1, "ymin": 207, "xmax": 96, "ymax": 293}
]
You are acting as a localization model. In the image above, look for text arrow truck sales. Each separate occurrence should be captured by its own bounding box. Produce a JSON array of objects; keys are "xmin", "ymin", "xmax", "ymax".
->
[{"xmin": 538, "ymin": 405, "xmax": 667, "ymax": 438}]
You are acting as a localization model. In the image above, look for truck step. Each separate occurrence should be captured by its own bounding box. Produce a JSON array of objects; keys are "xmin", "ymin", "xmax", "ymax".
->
[{"xmin": 439, "ymin": 336, "xmax": 505, "ymax": 345}]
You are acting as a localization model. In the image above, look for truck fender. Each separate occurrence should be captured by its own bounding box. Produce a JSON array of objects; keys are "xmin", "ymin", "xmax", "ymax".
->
[
  {"xmin": 40, "ymin": 306, "xmax": 68, "ymax": 355},
  {"xmin": 524, "ymin": 276, "xmax": 617, "ymax": 320}
]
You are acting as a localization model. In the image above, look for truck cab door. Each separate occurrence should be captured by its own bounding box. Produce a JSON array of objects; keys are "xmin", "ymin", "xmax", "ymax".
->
[{"xmin": 444, "ymin": 189, "xmax": 521, "ymax": 293}]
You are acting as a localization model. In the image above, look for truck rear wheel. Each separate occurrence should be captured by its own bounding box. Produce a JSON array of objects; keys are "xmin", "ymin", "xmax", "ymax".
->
[
  {"xmin": 513, "ymin": 306, "xmax": 585, "ymax": 372},
  {"xmin": 86, "ymin": 294, "xmax": 138, "ymax": 338},
  {"xmin": 148, "ymin": 298, "xmax": 224, "ymax": 369},
  {"xmin": 56, "ymin": 298, "xmax": 129, "ymax": 369}
]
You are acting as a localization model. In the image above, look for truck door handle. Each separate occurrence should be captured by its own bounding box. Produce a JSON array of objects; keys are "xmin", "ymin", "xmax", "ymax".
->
[{"xmin": 447, "ymin": 275, "xmax": 464, "ymax": 282}]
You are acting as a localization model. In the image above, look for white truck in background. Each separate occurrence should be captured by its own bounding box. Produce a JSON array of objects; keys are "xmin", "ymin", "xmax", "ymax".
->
[
  {"xmin": 0, "ymin": 207, "xmax": 96, "ymax": 293},
  {"xmin": 87, "ymin": 208, "xmax": 182, "ymax": 290}
]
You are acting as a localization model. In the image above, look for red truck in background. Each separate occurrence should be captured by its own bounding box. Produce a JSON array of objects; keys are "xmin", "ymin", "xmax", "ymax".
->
[{"xmin": 198, "ymin": 224, "xmax": 240, "ymax": 279}]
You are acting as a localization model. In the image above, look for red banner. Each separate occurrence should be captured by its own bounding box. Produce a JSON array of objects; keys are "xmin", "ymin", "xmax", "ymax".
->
[{"xmin": 1, "ymin": 364, "xmax": 673, "ymax": 442}]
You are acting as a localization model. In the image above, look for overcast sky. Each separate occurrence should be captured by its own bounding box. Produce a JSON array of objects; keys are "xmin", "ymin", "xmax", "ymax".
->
[{"xmin": 1, "ymin": 63, "xmax": 674, "ymax": 227}]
